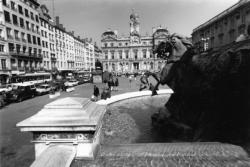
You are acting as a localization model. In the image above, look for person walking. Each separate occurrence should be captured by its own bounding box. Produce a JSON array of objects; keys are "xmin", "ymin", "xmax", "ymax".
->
[{"xmin": 92, "ymin": 85, "xmax": 100, "ymax": 101}]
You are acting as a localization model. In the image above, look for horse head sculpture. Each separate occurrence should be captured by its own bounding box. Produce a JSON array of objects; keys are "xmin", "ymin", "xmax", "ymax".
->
[{"xmin": 151, "ymin": 34, "xmax": 193, "ymax": 92}]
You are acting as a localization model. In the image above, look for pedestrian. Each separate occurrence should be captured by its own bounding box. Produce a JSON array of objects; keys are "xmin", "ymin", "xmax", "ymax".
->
[
  {"xmin": 139, "ymin": 73, "xmax": 149, "ymax": 91},
  {"xmin": 129, "ymin": 75, "xmax": 132, "ymax": 88},
  {"xmin": 101, "ymin": 83, "xmax": 111, "ymax": 100},
  {"xmin": 92, "ymin": 85, "xmax": 100, "ymax": 101},
  {"xmin": 115, "ymin": 77, "xmax": 119, "ymax": 91}
]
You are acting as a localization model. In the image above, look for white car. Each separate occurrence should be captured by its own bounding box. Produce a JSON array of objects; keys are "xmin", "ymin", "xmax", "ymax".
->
[
  {"xmin": 64, "ymin": 80, "xmax": 79, "ymax": 87},
  {"xmin": 0, "ymin": 84, "xmax": 12, "ymax": 93},
  {"xmin": 36, "ymin": 84, "xmax": 52, "ymax": 95}
]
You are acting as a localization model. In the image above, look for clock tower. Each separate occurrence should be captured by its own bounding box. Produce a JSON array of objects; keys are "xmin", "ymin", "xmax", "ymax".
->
[{"xmin": 130, "ymin": 9, "xmax": 140, "ymax": 44}]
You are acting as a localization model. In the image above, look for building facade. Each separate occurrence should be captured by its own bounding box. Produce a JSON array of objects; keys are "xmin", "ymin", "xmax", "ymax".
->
[
  {"xmin": 192, "ymin": 0, "xmax": 250, "ymax": 51},
  {"xmin": 74, "ymin": 36, "xmax": 85, "ymax": 70},
  {"xmin": 39, "ymin": 4, "xmax": 56, "ymax": 71},
  {"xmin": 85, "ymin": 41, "xmax": 95, "ymax": 71},
  {"xmin": 1, "ymin": 0, "xmax": 42, "ymax": 83},
  {"xmin": 101, "ymin": 11, "xmax": 169, "ymax": 73},
  {"xmin": 0, "ymin": 1, "xmax": 105, "ymax": 84}
]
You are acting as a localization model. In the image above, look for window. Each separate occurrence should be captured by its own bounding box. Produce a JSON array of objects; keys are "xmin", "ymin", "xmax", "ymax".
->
[
  {"xmin": 14, "ymin": 30, "xmax": 19, "ymax": 40},
  {"xmin": 18, "ymin": 60, "xmax": 22, "ymax": 67},
  {"xmin": 119, "ymin": 50, "xmax": 122, "ymax": 59},
  {"xmin": 110, "ymin": 43, "xmax": 114, "ymax": 47},
  {"xmin": 6, "ymin": 27, "xmax": 12, "ymax": 39},
  {"xmin": 133, "ymin": 50, "xmax": 138, "ymax": 60},
  {"xmin": 18, "ymin": 5, "xmax": 23, "ymax": 14},
  {"xmin": 32, "ymin": 36, "xmax": 36, "ymax": 44},
  {"xmin": 21, "ymin": 32, "xmax": 25, "ymax": 41},
  {"xmin": 16, "ymin": 44, "xmax": 21, "ymax": 53},
  {"xmin": 0, "ymin": 45, "xmax": 4, "ymax": 52},
  {"xmin": 23, "ymin": 46, "xmax": 26, "ymax": 53},
  {"xmin": 119, "ymin": 43, "xmax": 122, "ymax": 46},
  {"xmin": 29, "ymin": 47, "xmax": 32, "ymax": 55},
  {"xmin": 27, "ymin": 34, "xmax": 31, "ymax": 43},
  {"xmin": 12, "ymin": 14, "xmax": 18, "ymax": 25},
  {"xmin": 2, "ymin": 0, "xmax": 7, "ymax": 6},
  {"xmin": 19, "ymin": 18, "xmax": 24, "ymax": 28},
  {"xmin": 25, "ymin": 9, "xmax": 29, "ymax": 17},
  {"xmin": 4, "ymin": 11, "xmax": 11, "ymax": 23},
  {"xmin": 35, "ymin": 15, "xmax": 39, "ymax": 22},
  {"xmin": 111, "ymin": 51, "xmax": 114, "ymax": 59},
  {"xmin": 30, "ymin": 12, "xmax": 34, "ymax": 20},
  {"xmin": 31, "ymin": 24, "xmax": 35, "ymax": 32},
  {"xmin": 143, "ymin": 49, "xmax": 147, "ymax": 58},
  {"xmin": 37, "ymin": 37, "xmax": 41, "ymax": 46},
  {"xmin": 104, "ymin": 43, "xmax": 107, "ymax": 47},
  {"xmin": 1, "ymin": 59, "xmax": 6, "ymax": 69},
  {"xmin": 8, "ymin": 43, "xmax": 14, "ymax": 52},
  {"xmin": 125, "ymin": 50, "xmax": 129, "ymax": 59},
  {"xmin": 10, "ymin": 1, "xmax": 15, "ymax": 10},
  {"xmin": 26, "ymin": 21, "xmax": 30, "ymax": 30}
]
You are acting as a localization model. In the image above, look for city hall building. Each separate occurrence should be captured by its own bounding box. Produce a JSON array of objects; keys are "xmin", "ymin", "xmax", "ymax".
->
[{"xmin": 101, "ymin": 11, "xmax": 170, "ymax": 73}]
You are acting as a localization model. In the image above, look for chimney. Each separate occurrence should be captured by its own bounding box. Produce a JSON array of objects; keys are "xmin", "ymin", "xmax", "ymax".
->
[{"xmin": 55, "ymin": 16, "xmax": 60, "ymax": 26}]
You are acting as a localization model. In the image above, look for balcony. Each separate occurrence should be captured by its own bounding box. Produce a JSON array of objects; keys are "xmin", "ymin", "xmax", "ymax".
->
[
  {"xmin": 0, "ymin": 67, "xmax": 10, "ymax": 71},
  {"xmin": 15, "ymin": 37, "xmax": 21, "ymax": 41},
  {"xmin": 7, "ymin": 35, "xmax": 14, "ymax": 40},
  {"xmin": 51, "ymin": 57, "xmax": 57, "ymax": 62},
  {"xmin": 11, "ymin": 66, "xmax": 18, "ymax": 71},
  {"xmin": 0, "ymin": 36, "xmax": 6, "ymax": 41}
]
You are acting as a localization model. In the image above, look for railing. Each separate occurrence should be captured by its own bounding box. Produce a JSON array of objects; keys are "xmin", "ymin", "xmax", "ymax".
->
[
  {"xmin": 7, "ymin": 35, "xmax": 14, "ymax": 39},
  {"xmin": 11, "ymin": 66, "xmax": 18, "ymax": 70}
]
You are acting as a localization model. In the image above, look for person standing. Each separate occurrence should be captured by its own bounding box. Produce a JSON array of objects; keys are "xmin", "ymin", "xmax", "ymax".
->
[
  {"xmin": 139, "ymin": 73, "xmax": 149, "ymax": 91},
  {"xmin": 115, "ymin": 77, "xmax": 119, "ymax": 91},
  {"xmin": 129, "ymin": 75, "xmax": 132, "ymax": 88}
]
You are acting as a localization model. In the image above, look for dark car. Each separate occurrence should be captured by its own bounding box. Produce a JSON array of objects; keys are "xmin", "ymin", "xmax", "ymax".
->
[
  {"xmin": 0, "ymin": 91, "xmax": 7, "ymax": 108},
  {"xmin": 6, "ymin": 83, "xmax": 36, "ymax": 102}
]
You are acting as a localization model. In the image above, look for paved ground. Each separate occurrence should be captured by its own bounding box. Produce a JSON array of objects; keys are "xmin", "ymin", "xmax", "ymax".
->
[
  {"xmin": 0, "ymin": 76, "xmax": 166, "ymax": 167},
  {"xmin": 72, "ymin": 143, "xmax": 250, "ymax": 167}
]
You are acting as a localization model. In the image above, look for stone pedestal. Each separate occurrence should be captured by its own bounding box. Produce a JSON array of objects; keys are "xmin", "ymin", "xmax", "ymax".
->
[{"xmin": 17, "ymin": 97, "xmax": 106, "ymax": 160}]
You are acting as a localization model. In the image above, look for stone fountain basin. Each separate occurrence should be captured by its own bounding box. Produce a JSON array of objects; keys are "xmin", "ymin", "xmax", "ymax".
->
[{"xmin": 101, "ymin": 94, "xmax": 170, "ymax": 144}]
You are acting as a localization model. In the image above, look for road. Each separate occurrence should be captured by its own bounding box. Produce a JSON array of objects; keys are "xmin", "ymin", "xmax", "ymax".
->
[{"xmin": 0, "ymin": 76, "xmax": 168, "ymax": 167}]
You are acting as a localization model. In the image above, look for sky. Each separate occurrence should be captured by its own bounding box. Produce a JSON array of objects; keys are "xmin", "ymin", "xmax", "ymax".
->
[{"xmin": 39, "ymin": 0, "xmax": 239, "ymax": 46}]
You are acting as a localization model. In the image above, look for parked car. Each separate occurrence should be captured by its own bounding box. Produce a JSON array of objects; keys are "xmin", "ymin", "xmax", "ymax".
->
[
  {"xmin": 0, "ymin": 91, "xmax": 7, "ymax": 108},
  {"xmin": 0, "ymin": 84, "xmax": 12, "ymax": 93},
  {"xmin": 36, "ymin": 84, "xmax": 52, "ymax": 95},
  {"xmin": 64, "ymin": 79, "xmax": 79, "ymax": 87},
  {"xmin": 6, "ymin": 83, "xmax": 36, "ymax": 102}
]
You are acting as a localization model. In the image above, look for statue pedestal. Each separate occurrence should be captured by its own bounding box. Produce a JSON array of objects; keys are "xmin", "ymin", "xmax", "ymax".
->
[{"xmin": 17, "ymin": 97, "xmax": 106, "ymax": 160}]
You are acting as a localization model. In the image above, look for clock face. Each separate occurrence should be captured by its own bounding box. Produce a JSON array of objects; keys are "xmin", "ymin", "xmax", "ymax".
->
[{"xmin": 131, "ymin": 36, "xmax": 140, "ymax": 44}]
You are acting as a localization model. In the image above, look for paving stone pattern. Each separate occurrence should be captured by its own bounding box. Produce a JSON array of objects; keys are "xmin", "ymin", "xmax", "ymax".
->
[{"xmin": 71, "ymin": 143, "xmax": 250, "ymax": 167}]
